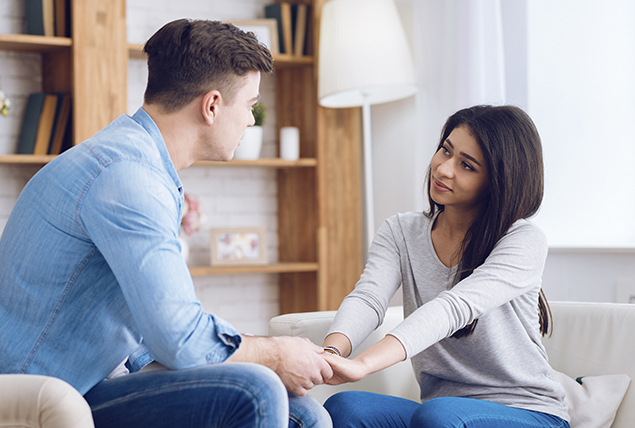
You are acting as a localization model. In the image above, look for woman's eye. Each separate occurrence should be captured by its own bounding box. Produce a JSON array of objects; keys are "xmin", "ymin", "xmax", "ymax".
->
[
  {"xmin": 441, "ymin": 147, "xmax": 450, "ymax": 155},
  {"xmin": 462, "ymin": 162, "xmax": 474, "ymax": 171}
]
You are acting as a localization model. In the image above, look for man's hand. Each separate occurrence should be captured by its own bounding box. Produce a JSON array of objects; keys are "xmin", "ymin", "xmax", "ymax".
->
[{"xmin": 228, "ymin": 335, "xmax": 333, "ymax": 396}]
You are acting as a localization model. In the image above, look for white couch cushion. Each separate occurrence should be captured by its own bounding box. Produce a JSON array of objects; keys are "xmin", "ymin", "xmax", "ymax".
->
[
  {"xmin": 543, "ymin": 302, "xmax": 635, "ymax": 428},
  {"xmin": 554, "ymin": 370, "xmax": 630, "ymax": 428}
]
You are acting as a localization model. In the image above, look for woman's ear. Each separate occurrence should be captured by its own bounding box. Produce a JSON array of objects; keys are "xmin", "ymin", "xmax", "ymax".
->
[{"xmin": 201, "ymin": 90, "xmax": 222, "ymax": 125}]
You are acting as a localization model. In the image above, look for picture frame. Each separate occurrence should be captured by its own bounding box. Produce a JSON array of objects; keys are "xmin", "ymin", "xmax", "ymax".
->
[
  {"xmin": 229, "ymin": 19, "xmax": 279, "ymax": 55},
  {"xmin": 210, "ymin": 227, "xmax": 268, "ymax": 266}
]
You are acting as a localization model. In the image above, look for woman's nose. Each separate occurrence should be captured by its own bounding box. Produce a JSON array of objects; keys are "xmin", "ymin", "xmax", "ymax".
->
[{"xmin": 436, "ymin": 159, "xmax": 454, "ymax": 178}]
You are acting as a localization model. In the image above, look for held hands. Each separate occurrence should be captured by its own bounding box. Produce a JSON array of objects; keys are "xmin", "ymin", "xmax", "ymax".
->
[
  {"xmin": 232, "ymin": 333, "xmax": 405, "ymax": 395},
  {"xmin": 269, "ymin": 336, "xmax": 334, "ymax": 396}
]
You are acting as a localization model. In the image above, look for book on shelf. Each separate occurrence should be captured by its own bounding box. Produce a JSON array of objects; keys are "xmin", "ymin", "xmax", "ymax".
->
[
  {"xmin": 26, "ymin": 0, "xmax": 55, "ymax": 37},
  {"xmin": 265, "ymin": 2, "xmax": 293, "ymax": 54},
  {"xmin": 48, "ymin": 94, "xmax": 71, "ymax": 155},
  {"xmin": 291, "ymin": 3, "xmax": 309, "ymax": 56},
  {"xmin": 17, "ymin": 92, "xmax": 72, "ymax": 155},
  {"xmin": 31, "ymin": 93, "xmax": 58, "ymax": 155},
  {"xmin": 17, "ymin": 93, "xmax": 47, "ymax": 154},
  {"xmin": 265, "ymin": 2, "xmax": 310, "ymax": 56},
  {"xmin": 54, "ymin": 0, "xmax": 71, "ymax": 37}
]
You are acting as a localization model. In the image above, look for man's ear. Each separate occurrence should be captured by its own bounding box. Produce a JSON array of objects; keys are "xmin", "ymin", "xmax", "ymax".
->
[{"xmin": 201, "ymin": 90, "xmax": 222, "ymax": 125}]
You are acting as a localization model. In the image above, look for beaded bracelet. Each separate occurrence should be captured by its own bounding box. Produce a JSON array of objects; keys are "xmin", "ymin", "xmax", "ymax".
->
[{"xmin": 323, "ymin": 345, "xmax": 342, "ymax": 357}]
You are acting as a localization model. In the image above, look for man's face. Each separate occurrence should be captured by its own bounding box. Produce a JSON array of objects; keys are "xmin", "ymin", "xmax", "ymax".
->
[{"xmin": 204, "ymin": 70, "xmax": 261, "ymax": 161}]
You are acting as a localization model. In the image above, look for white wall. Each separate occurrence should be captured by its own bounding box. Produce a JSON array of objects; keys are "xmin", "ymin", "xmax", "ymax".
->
[
  {"xmin": 376, "ymin": 0, "xmax": 635, "ymax": 305},
  {"xmin": 526, "ymin": 0, "xmax": 635, "ymax": 248}
]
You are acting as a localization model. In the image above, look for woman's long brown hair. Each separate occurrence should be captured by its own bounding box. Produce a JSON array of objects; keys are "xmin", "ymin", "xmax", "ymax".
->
[{"xmin": 424, "ymin": 105, "xmax": 551, "ymax": 338}]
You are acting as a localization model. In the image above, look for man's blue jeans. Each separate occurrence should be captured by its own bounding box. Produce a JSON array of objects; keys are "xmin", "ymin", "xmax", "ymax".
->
[
  {"xmin": 84, "ymin": 363, "xmax": 332, "ymax": 428},
  {"xmin": 324, "ymin": 391, "xmax": 570, "ymax": 428}
]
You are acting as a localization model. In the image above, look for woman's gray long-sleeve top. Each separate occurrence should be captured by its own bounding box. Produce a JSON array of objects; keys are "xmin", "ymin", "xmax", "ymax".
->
[{"xmin": 327, "ymin": 211, "xmax": 569, "ymax": 421}]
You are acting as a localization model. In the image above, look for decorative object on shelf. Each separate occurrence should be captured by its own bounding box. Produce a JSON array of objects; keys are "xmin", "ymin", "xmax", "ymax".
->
[
  {"xmin": 318, "ymin": 0, "xmax": 417, "ymax": 250},
  {"xmin": 229, "ymin": 19, "xmax": 279, "ymax": 55},
  {"xmin": 234, "ymin": 103, "xmax": 266, "ymax": 160},
  {"xmin": 179, "ymin": 193, "xmax": 204, "ymax": 262},
  {"xmin": 279, "ymin": 126, "xmax": 300, "ymax": 160},
  {"xmin": 181, "ymin": 193, "xmax": 204, "ymax": 235},
  {"xmin": 210, "ymin": 227, "xmax": 268, "ymax": 266},
  {"xmin": 0, "ymin": 90, "xmax": 10, "ymax": 117}
]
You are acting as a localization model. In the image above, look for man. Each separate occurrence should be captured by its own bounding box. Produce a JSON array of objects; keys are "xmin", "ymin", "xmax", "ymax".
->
[{"xmin": 0, "ymin": 19, "xmax": 332, "ymax": 428}]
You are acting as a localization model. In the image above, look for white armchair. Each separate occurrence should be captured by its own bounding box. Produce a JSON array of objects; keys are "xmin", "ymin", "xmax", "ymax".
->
[
  {"xmin": 0, "ymin": 374, "xmax": 94, "ymax": 428},
  {"xmin": 270, "ymin": 302, "xmax": 635, "ymax": 428}
]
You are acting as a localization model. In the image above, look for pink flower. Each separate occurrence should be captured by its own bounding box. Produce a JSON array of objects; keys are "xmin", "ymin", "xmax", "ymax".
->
[{"xmin": 181, "ymin": 193, "xmax": 203, "ymax": 236}]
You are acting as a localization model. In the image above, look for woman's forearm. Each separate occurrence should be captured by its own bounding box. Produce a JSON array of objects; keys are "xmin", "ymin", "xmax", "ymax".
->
[
  {"xmin": 323, "ymin": 332, "xmax": 353, "ymax": 358},
  {"xmin": 355, "ymin": 334, "xmax": 407, "ymax": 375}
]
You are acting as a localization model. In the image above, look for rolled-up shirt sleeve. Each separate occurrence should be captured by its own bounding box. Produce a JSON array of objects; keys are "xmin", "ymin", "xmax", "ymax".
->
[{"xmin": 77, "ymin": 160, "xmax": 240, "ymax": 369}]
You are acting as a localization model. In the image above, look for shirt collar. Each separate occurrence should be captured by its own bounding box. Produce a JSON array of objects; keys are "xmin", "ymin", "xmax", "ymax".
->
[{"xmin": 131, "ymin": 107, "xmax": 183, "ymax": 195}]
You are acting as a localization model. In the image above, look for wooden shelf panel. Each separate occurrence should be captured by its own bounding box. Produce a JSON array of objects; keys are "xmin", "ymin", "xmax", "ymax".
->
[
  {"xmin": 192, "ymin": 158, "xmax": 316, "ymax": 167},
  {"xmin": 0, "ymin": 155, "xmax": 57, "ymax": 164},
  {"xmin": 128, "ymin": 43, "xmax": 313, "ymax": 67},
  {"xmin": 0, "ymin": 155, "xmax": 316, "ymax": 167},
  {"xmin": 0, "ymin": 34, "xmax": 71, "ymax": 52},
  {"xmin": 128, "ymin": 43, "xmax": 145, "ymax": 59},
  {"xmin": 190, "ymin": 262, "xmax": 318, "ymax": 276},
  {"xmin": 272, "ymin": 54, "xmax": 313, "ymax": 68}
]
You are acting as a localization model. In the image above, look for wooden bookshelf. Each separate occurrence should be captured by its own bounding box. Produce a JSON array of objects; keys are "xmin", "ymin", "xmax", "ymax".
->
[{"xmin": 0, "ymin": 0, "xmax": 364, "ymax": 315}]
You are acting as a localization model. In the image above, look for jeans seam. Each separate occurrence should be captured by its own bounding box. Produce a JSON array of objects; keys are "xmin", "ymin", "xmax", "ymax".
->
[{"xmin": 289, "ymin": 411, "xmax": 304, "ymax": 428}]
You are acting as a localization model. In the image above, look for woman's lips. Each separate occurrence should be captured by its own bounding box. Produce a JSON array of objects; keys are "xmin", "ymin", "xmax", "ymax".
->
[{"xmin": 433, "ymin": 178, "xmax": 451, "ymax": 192}]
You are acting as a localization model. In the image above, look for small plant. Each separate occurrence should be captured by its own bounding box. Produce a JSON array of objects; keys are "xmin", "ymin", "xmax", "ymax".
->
[
  {"xmin": 0, "ymin": 90, "xmax": 11, "ymax": 117},
  {"xmin": 252, "ymin": 103, "xmax": 266, "ymax": 127}
]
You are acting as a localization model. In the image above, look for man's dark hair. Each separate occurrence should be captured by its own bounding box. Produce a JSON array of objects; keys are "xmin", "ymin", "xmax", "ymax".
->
[{"xmin": 143, "ymin": 19, "xmax": 274, "ymax": 112}]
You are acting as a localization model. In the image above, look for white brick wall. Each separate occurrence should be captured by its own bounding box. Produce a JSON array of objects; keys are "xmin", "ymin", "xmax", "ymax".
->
[{"xmin": 0, "ymin": 0, "xmax": 282, "ymax": 335}]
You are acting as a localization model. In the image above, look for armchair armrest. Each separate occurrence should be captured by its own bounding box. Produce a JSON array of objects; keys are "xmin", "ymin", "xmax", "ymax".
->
[{"xmin": 0, "ymin": 374, "xmax": 94, "ymax": 428}]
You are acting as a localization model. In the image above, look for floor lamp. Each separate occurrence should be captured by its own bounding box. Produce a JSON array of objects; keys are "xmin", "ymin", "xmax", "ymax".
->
[{"xmin": 318, "ymin": 0, "xmax": 417, "ymax": 250}]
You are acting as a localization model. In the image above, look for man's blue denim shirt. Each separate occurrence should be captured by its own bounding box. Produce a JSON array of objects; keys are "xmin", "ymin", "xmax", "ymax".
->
[{"xmin": 0, "ymin": 108, "xmax": 241, "ymax": 395}]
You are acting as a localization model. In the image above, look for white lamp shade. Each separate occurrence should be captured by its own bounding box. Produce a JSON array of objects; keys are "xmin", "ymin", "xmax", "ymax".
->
[{"xmin": 318, "ymin": 0, "xmax": 417, "ymax": 108}]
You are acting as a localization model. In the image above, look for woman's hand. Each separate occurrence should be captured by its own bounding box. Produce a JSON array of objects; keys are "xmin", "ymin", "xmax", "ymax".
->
[
  {"xmin": 322, "ymin": 334, "xmax": 407, "ymax": 385},
  {"xmin": 322, "ymin": 353, "xmax": 369, "ymax": 385}
]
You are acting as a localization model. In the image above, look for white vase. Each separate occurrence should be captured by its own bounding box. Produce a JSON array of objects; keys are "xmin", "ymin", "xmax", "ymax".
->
[
  {"xmin": 178, "ymin": 234, "xmax": 190, "ymax": 263},
  {"xmin": 234, "ymin": 126, "xmax": 263, "ymax": 160}
]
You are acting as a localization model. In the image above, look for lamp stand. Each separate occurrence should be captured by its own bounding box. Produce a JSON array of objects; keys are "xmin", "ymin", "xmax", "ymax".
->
[{"xmin": 362, "ymin": 96, "xmax": 375, "ymax": 251}]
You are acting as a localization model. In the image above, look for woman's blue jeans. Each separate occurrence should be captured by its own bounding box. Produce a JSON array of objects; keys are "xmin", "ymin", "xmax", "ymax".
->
[
  {"xmin": 324, "ymin": 391, "xmax": 570, "ymax": 428},
  {"xmin": 84, "ymin": 363, "xmax": 332, "ymax": 428}
]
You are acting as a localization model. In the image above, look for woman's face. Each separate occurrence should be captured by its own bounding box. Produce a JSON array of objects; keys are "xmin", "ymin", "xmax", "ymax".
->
[{"xmin": 429, "ymin": 125, "xmax": 489, "ymax": 211}]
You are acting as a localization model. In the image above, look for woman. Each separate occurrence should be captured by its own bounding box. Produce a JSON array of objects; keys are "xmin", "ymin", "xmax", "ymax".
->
[{"xmin": 321, "ymin": 105, "xmax": 570, "ymax": 428}]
